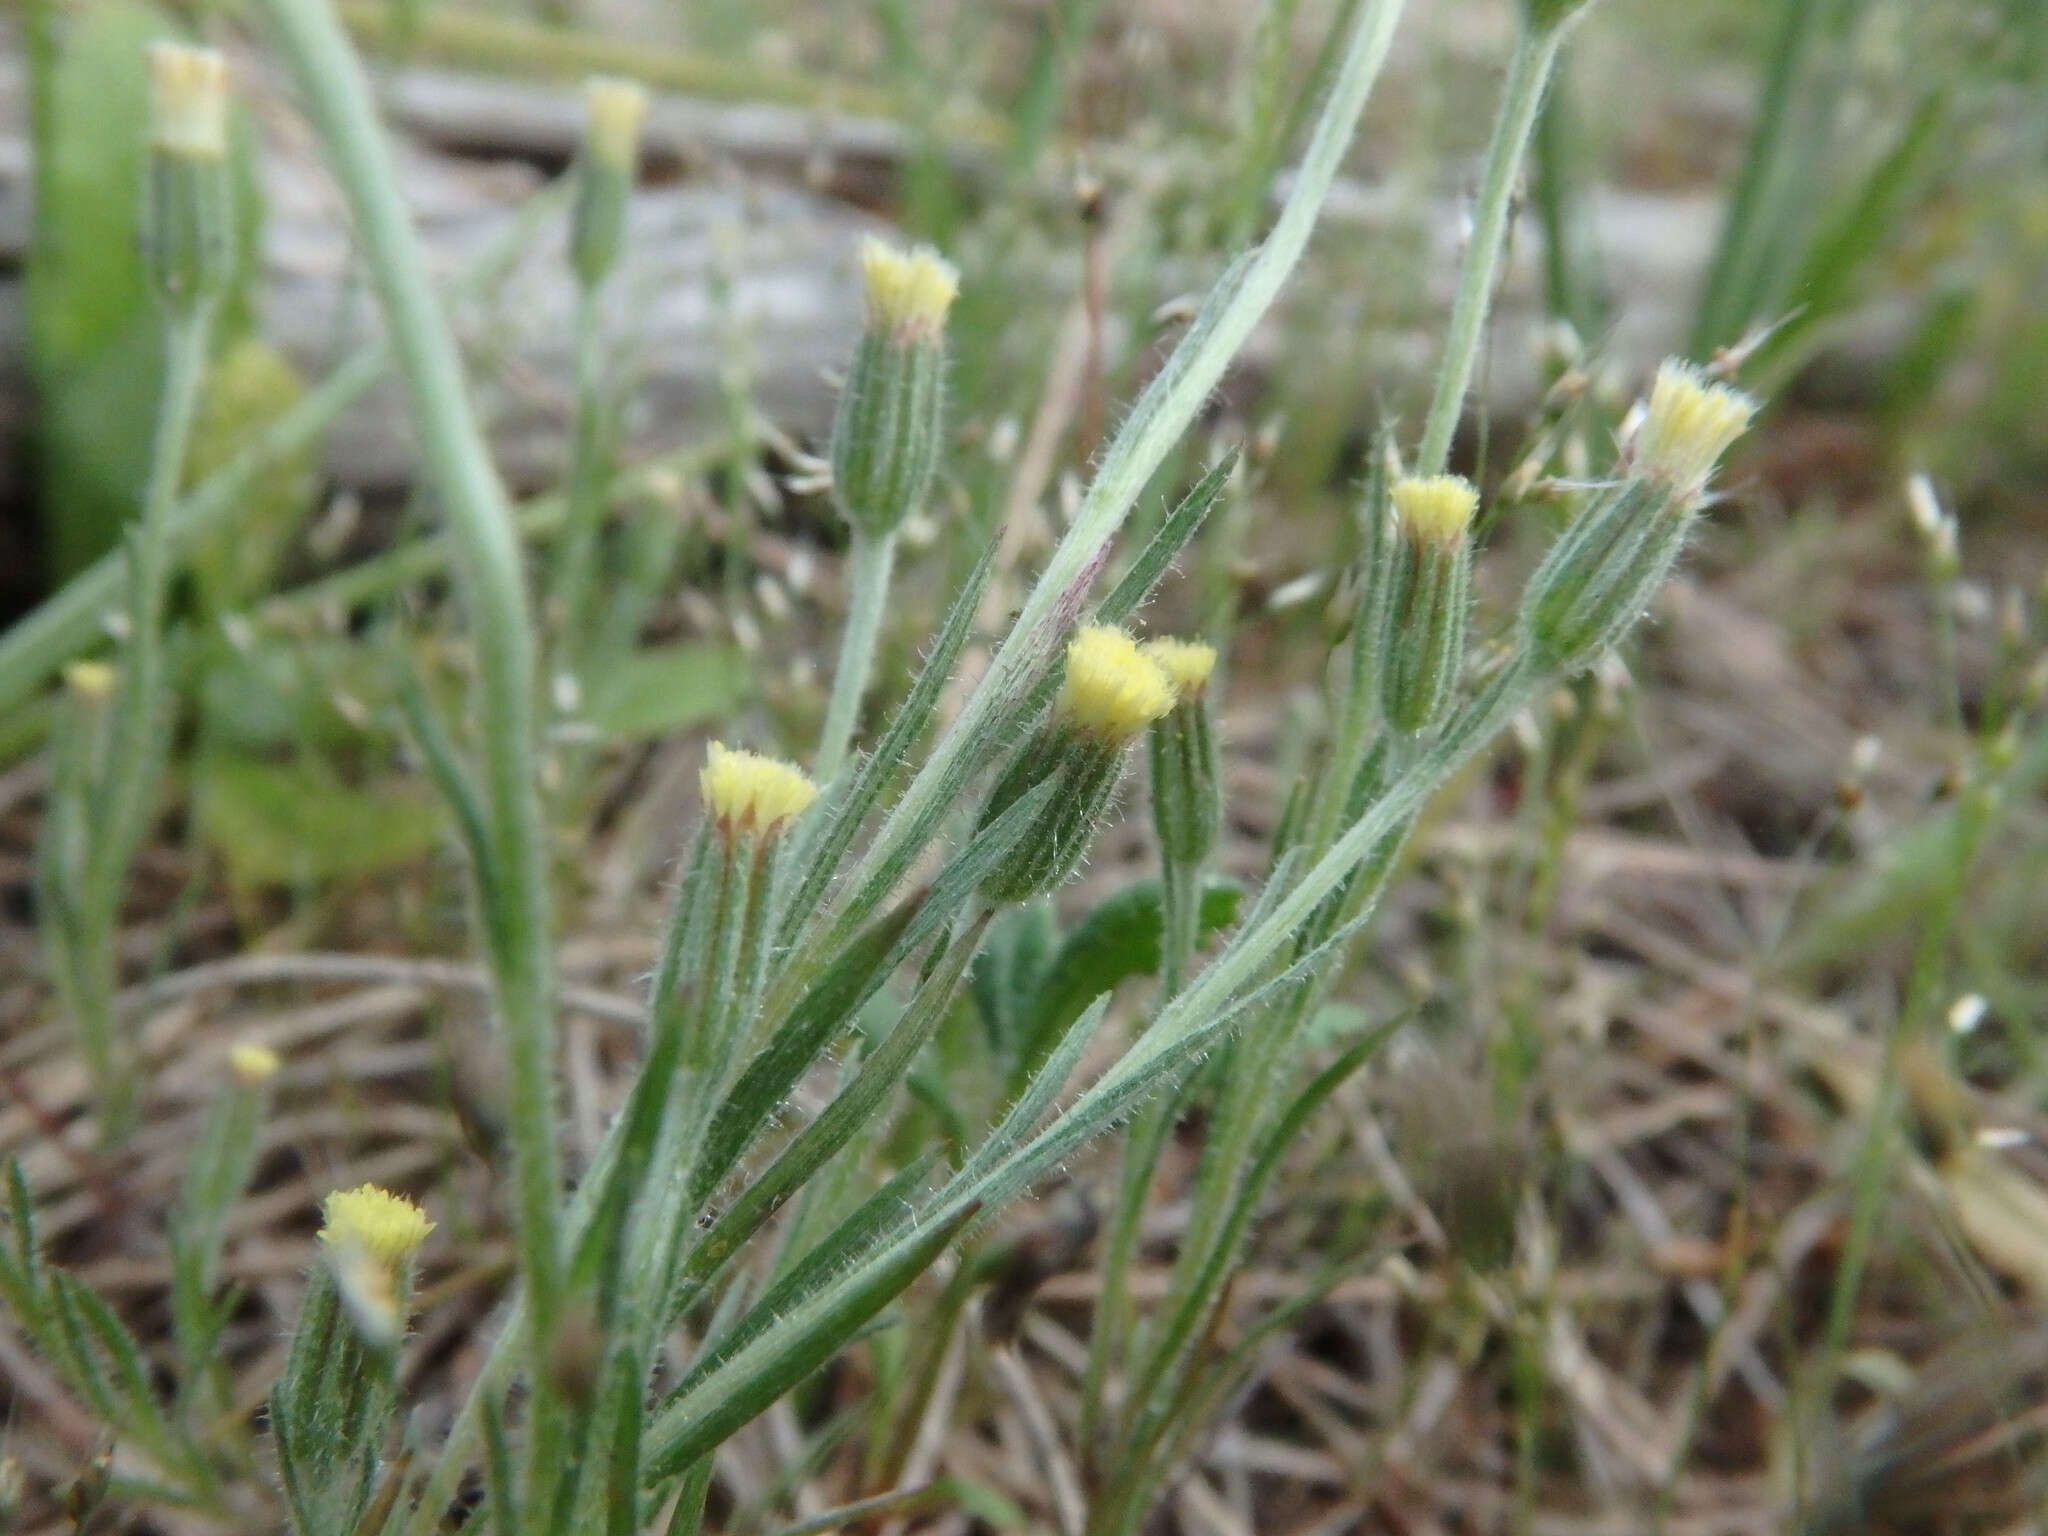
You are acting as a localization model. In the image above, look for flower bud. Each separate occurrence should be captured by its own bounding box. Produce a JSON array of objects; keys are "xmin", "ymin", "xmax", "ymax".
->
[
  {"xmin": 699, "ymin": 742, "xmax": 817, "ymax": 841},
  {"xmin": 1380, "ymin": 476, "xmax": 1477, "ymax": 735},
  {"xmin": 1145, "ymin": 638, "xmax": 1221, "ymax": 867},
  {"xmin": 143, "ymin": 43, "xmax": 234, "ymax": 312},
  {"xmin": 570, "ymin": 76, "xmax": 646, "ymax": 289},
  {"xmin": 829, "ymin": 239, "xmax": 957, "ymax": 541},
  {"xmin": 318, "ymin": 1184, "xmax": 432, "ymax": 1348},
  {"xmin": 1519, "ymin": 360, "xmax": 1755, "ymax": 674},
  {"xmin": 320, "ymin": 1183, "xmax": 433, "ymax": 1275},
  {"xmin": 271, "ymin": 1186, "xmax": 423, "ymax": 1532},
  {"xmin": 1630, "ymin": 361, "xmax": 1757, "ymax": 504},
  {"xmin": 63, "ymin": 659, "xmax": 117, "ymax": 703},
  {"xmin": 227, "ymin": 1039, "xmax": 280, "ymax": 1086},
  {"xmin": 978, "ymin": 626, "xmax": 1173, "ymax": 904}
]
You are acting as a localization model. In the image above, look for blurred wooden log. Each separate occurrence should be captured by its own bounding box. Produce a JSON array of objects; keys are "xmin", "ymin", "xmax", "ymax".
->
[{"xmin": 0, "ymin": 43, "xmax": 1907, "ymax": 508}]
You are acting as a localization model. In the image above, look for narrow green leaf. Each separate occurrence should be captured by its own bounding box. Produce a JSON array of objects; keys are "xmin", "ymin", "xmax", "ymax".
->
[
  {"xmin": 581, "ymin": 641, "xmax": 749, "ymax": 740},
  {"xmin": 781, "ymin": 541, "xmax": 1000, "ymax": 953},
  {"xmin": 1123, "ymin": 1021, "xmax": 1399, "ymax": 1438},
  {"xmin": 641, "ymin": 1201, "xmax": 977, "ymax": 1482},
  {"xmin": 672, "ymin": 916, "xmax": 986, "ymax": 1312},
  {"xmin": 679, "ymin": 1155, "xmax": 939, "ymax": 1366},
  {"xmin": 694, "ymin": 778, "xmax": 1055, "ymax": 1209},
  {"xmin": 1095, "ymin": 452, "xmax": 1238, "ymax": 626},
  {"xmin": 1010, "ymin": 876, "xmax": 1242, "ymax": 1089},
  {"xmin": 191, "ymin": 752, "xmax": 446, "ymax": 889}
]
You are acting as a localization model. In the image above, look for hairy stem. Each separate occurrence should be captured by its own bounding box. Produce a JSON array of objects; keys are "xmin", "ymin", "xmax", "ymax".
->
[
  {"xmin": 253, "ymin": 0, "xmax": 564, "ymax": 1434},
  {"xmin": 550, "ymin": 281, "xmax": 612, "ymax": 691},
  {"xmin": 816, "ymin": 529, "xmax": 899, "ymax": 783},
  {"xmin": 1415, "ymin": 18, "xmax": 1566, "ymax": 477},
  {"xmin": 68, "ymin": 306, "xmax": 213, "ymax": 1134}
]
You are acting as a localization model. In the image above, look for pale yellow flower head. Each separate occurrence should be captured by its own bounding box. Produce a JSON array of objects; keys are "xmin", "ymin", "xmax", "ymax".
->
[
  {"xmin": 1143, "ymin": 638, "xmax": 1218, "ymax": 701},
  {"xmin": 699, "ymin": 742, "xmax": 818, "ymax": 836},
  {"xmin": 583, "ymin": 76, "xmax": 648, "ymax": 173},
  {"xmin": 859, "ymin": 238, "xmax": 959, "ymax": 339},
  {"xmin": 1058, "ymin": 625, "xmax": 1176, "ymax": 740},
  {"xmin": 149, "ymin": 43, "xmax": 229, "ymax": 161},
  {"xmin": 1634, "ymin": 361, "xmax": 1756, "ymax": 501},
  {"xmin": 227, "ymin": 1041, "xmax": 280, "ymax": 1086},
  {"xmin": 320, "ymin": 1184, "xmax": 433, "ymax": 1270},
  {"xmin": 1391, "ymin": 474, "xmax": 1479, "ymax": 548},
  {"xmin": 63, "ymin": 660, "xmax": 117, "ymax": 702}
]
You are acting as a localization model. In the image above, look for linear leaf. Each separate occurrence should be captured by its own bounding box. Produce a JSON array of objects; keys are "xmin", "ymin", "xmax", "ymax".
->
[
  {"xmin": 1095, "ymin": 453, "xmax": 1238, "ymax": 625},
  {"xmin": 641, "ymin": 1202, "xmax": 977, "ymax": 1481},
  {"xmin": 672, "ymin": 915, "xmax": 986, "ymax": 1313},
  {"xmin": 776, "ymin": 541, "xmax": 999, "ymax": 953}
]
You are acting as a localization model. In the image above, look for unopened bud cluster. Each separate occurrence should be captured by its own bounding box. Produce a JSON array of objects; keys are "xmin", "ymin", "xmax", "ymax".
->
[
  {"xmin": 1519, "ymin": 360, "xmax": 1755, "ymax": 674},
  {"xmin": 978, "ymin": 626, "xmax": 1177, "ymax": 903},
  {"xmin": 571, "ymin": 76, "xmax": 647, "ymax": 289},
  {"xmin": 830, "ymin": 239, "xmax": 958, "ymax": 542},
  {"xmin": 143, "ymin": 43, "xmax": 234, "ymax": 311}
]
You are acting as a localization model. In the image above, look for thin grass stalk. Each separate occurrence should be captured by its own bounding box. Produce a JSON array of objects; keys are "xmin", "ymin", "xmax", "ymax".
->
[
  {"xmin": 1132, "ymin": 730, "xmax": 1413, "ymax": 1418},
  {"xmin": 1690, "ymin": 0, "xmax": 1863, "ymax": 356},
  {"xmin": 1080, "ymin": 849, "xmax": 1203, "ymax": 1471},
  {"xmin": 1415, "ymin": 16, "xmax": 1568, "ymax": 477},
  {"xmin": 1815, "ymin": 775, "xmax": 1996, "ymax": 1385},
  {"xmin": 550, "ymin": 282, "xmax": 614, "ymax": 687},
  {"xmin": 816, "ymin": 530, "xmax": 899, "ymax": 782},
  {"xmin": 251, "ymin": 0, "xmax": 565, "ymax": 1455},
  {"xmin": 832, "ymin": 0, "xmax": 1410, "ymax": 916},
  {"xmin": 65, "ymin": 306, "xmax": 213, "ymax": 1134}
]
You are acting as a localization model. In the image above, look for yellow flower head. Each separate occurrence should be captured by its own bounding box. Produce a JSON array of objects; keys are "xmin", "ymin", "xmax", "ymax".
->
[
  {"xmin": 1058, "ymin": 625, "xmax": 1176, "ymax": 740},
  {"xmin": 1143, "ymin": 638, "xmax": 1218, "ymax": 701},
  {"xmin": 859, "ymin": 238, "xmax": 959, "ymax": 339},
  {"xmin": 149, "ymin": 43, "xmax": 229, "ymax": 161},
  {"xmin": 583, "ymin": 75, "xmax": 648, "ymax": 173},
  {"xmin": 63, "ymin": 659, "xmax": 117, "ymax": 702},
  {"xmin": 227, "ymin": 1041, "xmax": 280, "ymax": 1086},
  {"xmin": 699, "ymin": 742, "xmax": 818, "ymax": 836},
  {"xmin": 320, "ymin": 1185, "xmax": 433, "ymax": 1270},
  {"xmin": 1391, "ymin": 475, "xmax": 1479, "ymax": 548},
  {"xmin": 1634, "ymin": 361, "xmax": 1756, "ymax": 500}
]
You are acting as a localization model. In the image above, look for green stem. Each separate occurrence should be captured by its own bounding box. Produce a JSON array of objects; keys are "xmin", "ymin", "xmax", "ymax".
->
[
  {"xmin": 1415, "ymin": 19, "xmax": 1566, "ymax": 477},
  {"xmin": 88, "ymin": 311, "xmax": 210, "ymax": 903},
  {"xmin": 815, "ymin": 529, "xmax": 898, "ymax": 783},
  {"xmin": 1815, "ymin": 778, "xmax": 1993, "ymax": 1382},
  {"xmin": 1080, "ymin": 856, "xmax": 1202, "ymax": 1473},
  {"xmin": 255, "ymin": 0, "xmax": 563, "ymax": 1428},
  {"xmin": 68, "ymin": 305, "xmax": 213, "ymax": 1133},
  {"xmin": 550, "ymin": 280, "xmax": 611, "ymax": 690}
]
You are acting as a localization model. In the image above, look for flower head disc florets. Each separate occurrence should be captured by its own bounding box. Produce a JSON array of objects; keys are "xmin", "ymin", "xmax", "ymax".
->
[
  {"xmin": 319, "ymin": 1185, "xmax": 432, "ymax": 1270},
  {"xmin": 1391, "ymin": 475, "xmax": 1479, "ymax": 548},
  {"xmin": 228, "ymin": 1041, "xmax": 280, "ymax": 1086},
  {"xmin": 1143, "ymin": 638, "xmax": 1218, "ymax": 701},
  {"xmin": 699, "ymin": 742, "xmax": 818, "ymax": 837},
  {"xmin": 1058, "ymin": 625, "xmax": 1176, "ymax": 740},
  {"xmin": 583, "ymin": 76, "xmax": 648, "ymax": 173},
  {"xmin": 149, "ymin": 43, "xmax": 229, "ymax": 161},
  {"xmin": 858, "ymin": 238, "xmax": 959, "ymax": 339},
  {"xmin": 1634, "ymin": 362, "xmax": 1756, "ymax": 502}
]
